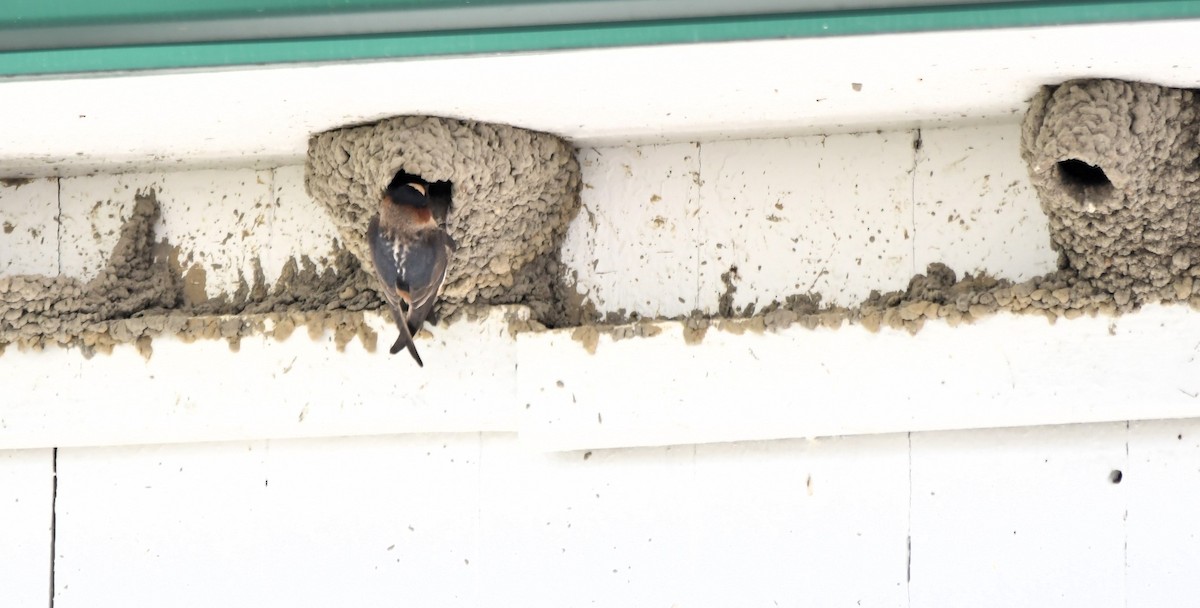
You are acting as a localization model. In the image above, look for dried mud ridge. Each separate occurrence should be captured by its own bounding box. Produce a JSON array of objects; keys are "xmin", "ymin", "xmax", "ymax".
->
[
  {"xmin": 567, "ymin": 258, "xmax": 1200, "ymax": 354},
  {"xmin": 0, "ymin": 190, "xmax": 384, "ymax": 358},
  {"xmin": 3, "ymin": 190, "xmax": 1196, "ymax": 359}
]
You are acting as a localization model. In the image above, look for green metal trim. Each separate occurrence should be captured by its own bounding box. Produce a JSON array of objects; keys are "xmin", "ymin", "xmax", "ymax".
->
[
  {"xmin": 5, "ymin": 0, "xmax": 525, "ymax": 24},
  {"xmin": 0, "ymin": 0, "xmax": 1036, "ymax": 52},
  {"xmin": 2, "ymin": 0, "xmax": 1198, "ymax": 77}
]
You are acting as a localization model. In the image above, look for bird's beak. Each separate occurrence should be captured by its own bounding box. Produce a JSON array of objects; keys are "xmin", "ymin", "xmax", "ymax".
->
[{"xmin": 408, "ymin": 183, "xmax": 427, "ymax": 196}]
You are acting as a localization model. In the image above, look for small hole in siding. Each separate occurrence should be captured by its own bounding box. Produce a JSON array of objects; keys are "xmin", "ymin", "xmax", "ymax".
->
[
  {"xmin": 1057, "ymin": 159, "xmax": 1111, "ymax": 188},
  {"xmin": 1109, "ymin": 469, "xmax": 1123, "ymax": 484}
]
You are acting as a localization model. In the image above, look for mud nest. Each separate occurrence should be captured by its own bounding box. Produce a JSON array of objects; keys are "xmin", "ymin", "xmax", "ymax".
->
[
  {"xmin": 304, "ymin": 116, "xmax": 582, "ymax": 324},
  {"xmin": 1022, "ymin": 78, "xmax": 1200, "ymax": 301}
]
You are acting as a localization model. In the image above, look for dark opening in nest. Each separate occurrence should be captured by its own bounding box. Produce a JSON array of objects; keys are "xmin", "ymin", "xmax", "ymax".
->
[{"xmin": 1056, "ymin": 159, "xmax": 1111, "ymax": 188}]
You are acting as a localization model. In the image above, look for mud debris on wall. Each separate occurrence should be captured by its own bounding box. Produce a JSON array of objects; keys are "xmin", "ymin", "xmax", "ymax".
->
[{"xmin": 0, "ymin": 190, "xmax": 380, "ymax": 358}]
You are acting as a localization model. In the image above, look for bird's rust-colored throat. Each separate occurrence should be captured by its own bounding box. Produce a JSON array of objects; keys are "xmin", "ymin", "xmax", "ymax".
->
[{"xmin": 406, "ymin": 206, "xmax": 434, "ymax": 224}]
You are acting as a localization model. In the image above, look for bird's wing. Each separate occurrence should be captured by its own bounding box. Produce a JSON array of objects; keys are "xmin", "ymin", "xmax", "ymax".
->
[
  {"xmin": 406, "ymin": 229, "xmax": 456, "ymax": 330},
  {"xmin": 368, "ymin": 218, "xmax": 404, "ymax": 309},
  {"xmin": 368, "ymin": 217, "xmax": 399, "ymax": 294}
]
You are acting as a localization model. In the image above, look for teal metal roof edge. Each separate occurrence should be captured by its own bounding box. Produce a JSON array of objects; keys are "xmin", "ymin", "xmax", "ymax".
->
[{"xmin": 2, "ymin": 0, "xmax": 1198, "ymax": 78}]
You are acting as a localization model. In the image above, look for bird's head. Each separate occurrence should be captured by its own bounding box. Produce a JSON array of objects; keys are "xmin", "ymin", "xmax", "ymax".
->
[{"xmin": 384, "ymin": 180, "xmax": 430, "ymax": 208}]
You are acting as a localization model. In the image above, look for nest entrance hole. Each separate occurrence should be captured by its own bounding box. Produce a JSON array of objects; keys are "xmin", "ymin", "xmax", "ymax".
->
[{"xmin": 1057, "ymin": 159, "xmax": 1111, "ymax": 188}]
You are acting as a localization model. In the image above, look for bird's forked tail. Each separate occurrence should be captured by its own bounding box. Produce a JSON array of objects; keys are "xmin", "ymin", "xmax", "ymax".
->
[{"xmin": 389, "ymin": 317, "xmax": 424, "ymax": 367}]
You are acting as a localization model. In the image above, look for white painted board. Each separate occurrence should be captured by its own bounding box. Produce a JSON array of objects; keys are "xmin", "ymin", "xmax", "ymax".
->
[
  {"xmin": 0, "ymin": 448, "xmax": 53, "ymax": 608},
  {"xmin": 697, "ymin": 131, "xmax": 916, "ymax": 311},
  {"xmin": 518, "ymin": 304, "xmax": 1200, "ymax": 451},
  {"xmin": 910, "ymin": 423, "xmax": 1127, "ymax": 608},
  {"xmin": 53, "ymin": 435, "xmax": 481, "ymax": 608},
  {"xmin": 4, "ymin": 20, "xmax": 1200, "ymax": 174},
  {"xmin": 914, "ymin": 124, "xmax": 1057, "ymax": 281},
  {"xmin": 0, "ymin": 308, "xmax": 522, "ymax": 450},
  {"xmin": 1126, "ymin": 418, "xmax": 1200, "ymax": 607},
  {"xmin": 0, "ymin": 178, "xmax": 59, "ymax": 276}
]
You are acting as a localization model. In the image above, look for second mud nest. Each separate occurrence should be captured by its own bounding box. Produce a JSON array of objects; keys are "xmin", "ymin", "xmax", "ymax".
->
[{"xmin": 1022, "ymin": 78, "xmax": 1200, "ymax": 301}]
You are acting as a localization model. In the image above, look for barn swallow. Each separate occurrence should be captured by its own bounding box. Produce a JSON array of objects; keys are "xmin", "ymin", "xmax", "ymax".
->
[{"xmin": 367, "ymin": 176, "xmax": 456, "ymax": 367}]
